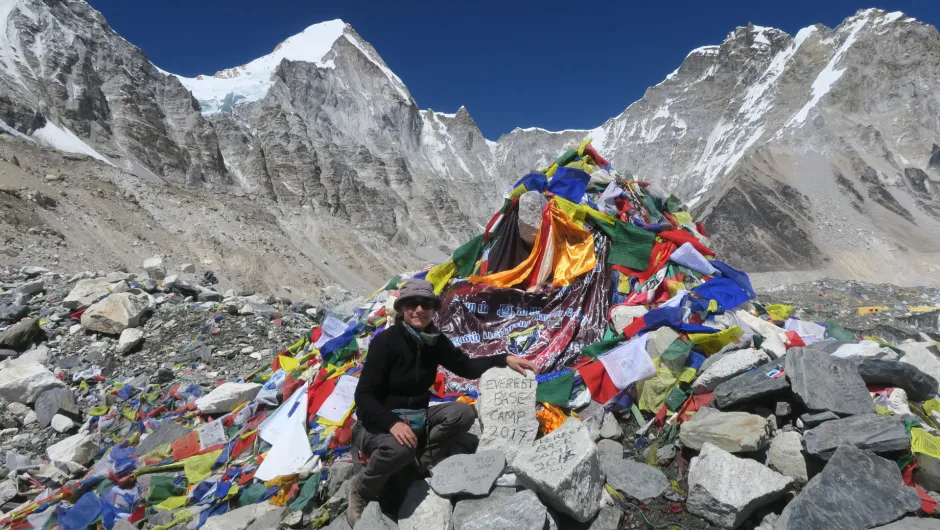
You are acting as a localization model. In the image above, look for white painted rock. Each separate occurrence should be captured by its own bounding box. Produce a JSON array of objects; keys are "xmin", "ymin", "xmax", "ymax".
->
[
  {"xmin": 687, "ymin": 442, "xmax": 793, "ymax": 529},
  {"xmin": 81, "ymin": 291, "xmax": 152, "ymax": 334},
  {"xmin": 0, "ymin": 362, "xmax": 66, "ymax": 404},
  {"xmin": 195, "ymin": 382, "xmax": 262, "ymax": 414},
  {"xmin": 118, "ymin": 328, "xmax": 145, "ymax": 354},
  {"xmin": 398, "ymin": 480, "xmax": 453, "ymax": 530},
  {"xmin": 512, "ymin": 418, "xmax": 604, "ymax": 523},
  {"xmin": 692, "ymin": 348, "xmax": 772, "ymax": 394},
  {"xmin": 477, "ymin": 367, "xmax": 538, "ymax": 463},
  {"xmin": 47, "ymin": 433, "xmax": 99, "ymax": 465}
]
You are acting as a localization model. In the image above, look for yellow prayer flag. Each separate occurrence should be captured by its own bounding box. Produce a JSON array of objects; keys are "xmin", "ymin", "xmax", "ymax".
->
[
  {"xmin": 688, "ymin": 326, "xmax": 744, "ymax": 355},
  {"xmin": 912, "ymin": 428, "xmax": 940, "ymax": 459},
  {"xmin": 155, "ymin": 495, "xmax": 189, "ymax": 511},
  {"xmin": 183, "ymin": 449, "xmax": 222, "ymax": 484},
  {"xmin": 553, "ymin": 196, "xmax": 586, "ymax": 227},
  {"xmin": 509, "ymin": 184, "xmax": 528, "ymax": 198},
  {"xmin": 677, "ymin": 367, "xmax": 697, "ymax": 384},
  {"xmin": 278, "ymin": 355, "xmax": 300, "ymax": 373},
  {"xmin": 585, "ymin": 208, "xmax": 616, "ymax": 226},
  {"xmin": 578, "ymin": 138, "xmax": 592, "ymax": 157},
  {"xmin": 672, "ymin": 211, "xmax": 693, "ymax": 227},
  {"xmin": 766, "ymin": 304, "xmax": 794, "ymax": 321},
  {"xmin": 924, "ymin": 398, "xmax": 940, "ymax": 417},
  {"xmin": 88, "ymin": 405, "xmax": 109, "ymax": 416},
  {"xmin": 426, "ymin": 260, "xmax": 457, "ymax": 294},
  {"xmin": 857, "ymin": 306, "xmax": 890, "ymax": 315}
]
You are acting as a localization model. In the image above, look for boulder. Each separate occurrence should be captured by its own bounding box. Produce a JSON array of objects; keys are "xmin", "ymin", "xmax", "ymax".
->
[
  {"xmin": 598, "ymin": 411, "xmax": 621, "ymax": 439},
  {"xmin": 678, "ymin": 408, "xmax": 772, "ymax": 452},
  {"xmin": 47, "ymin": 433, "xmax": 99, "ymax": 465},
  {"xmin": 854, "ymin": 357, "xmax": 938, "ymax": 401},
  {"xmin": 476, "ymin": 367, "xmax": 538, "ymax": 462},
  {"xmin": 0, "ymin": 480, "xmax": 16, "ymax": 505},
  {"xmin": 453, "ymin": 489, "xmax": 548, "ymax": 530},
  {"xmin": 51, "ymin": 414, "xmax": 76, "ymax": 433},
  {"xmin": 767, "ymin": 431, "xmax": 809, "ymax": 483},
  {"xmin": 0, "ymin": 317, "xmax": 40, "ymax": 351},
  {"xmin": 712, "ymin": 361, "xmax": 791, "ymax": 409},
  {"xmin": 34, "ymin": 387, "xmax": 81, "ymax": 427},
  {"xmin": 517, "ymin": 191, "xmax": 544, "ymax": 246},
  {"xmin": 803, "ymin": 414, "xmax": 910, "ymax": 460},
  {"xmin": 198, "ymin": 290, "xmax": 223, "ymax": 303},
  {"xmin": 600, "ymin": 454, "xmax": 669, "ymax": 501},
  {"xmin": 914, "ymin": 454, "xmax": 940, "ymax": 493},
  {"xmin": 326, "ymin": 461, "xmax": 356, "ymax": 498},
  {"xmin": 181, "ymin": 263, "xmax": 196, "ymax": 273},
  {"xmin": 118, "ymin": 328, "xmax": 145, "ymax": 354},
  {"xmin": 871, "ymin": 518, "xmax": 940, "ymax": 530},
  {"xmin": 0, "ymin": 303, "xmax": 29, "ymax": 323},
  {"xmin": 798, "ymin": 411, "xmax": 839, "ymax": 428},
  {"xmin": 899, "ymin": 342, "xmax": 940, "ymax": 384},
  {"xmin": 785, "ymin": 347, "xmax": 874, "ymax": 416},
  {"xmin": 200, "ymin": 501, "xmax": 285, "ymax": 530},
  {"xmin": 687, "ymin": 442, "xmax": 793, "ymax": 529},
  {"xmin": 195, "ymin": 382, "xmax": 261, "ymax": 414},
  {"xmin": 137, "ymin": 420, "xmax": 192, "ymax": 455},
  {"xmin": 20, "ymin": 266, "xmax": 48, "ymax": 277},
  {"xmin": 692, "ymin": 348, "xmax": 772, "ymax": 394},
  {"xmin": 429, "ymin": 450, "xmax": 505, "ymax": 497},
  {"xmin": 512, "ymin": 418, "xmax": 604, "ymax": 523},
  {"xmin": 16, "ymin": 280, "xmax": 43, "ymax": 295},
  {"xmin": 81, "ymin": 291, "xmax": 152, "ymax": 334},
  {"xmin": 0, "ymin": 362, "xmax": 65, "ymax": 404},
  {"xmin": 596, "ymin": 439, "xmax": 623, "ymax": 458},
  {"xmin": 581, "ymin": 507, "xmax": 625, "ymax": 530},
  {"xmin": 354, "ymin": 502, "xmax": 397, "ymax": 530},
  {"xmin": 143, "ymin": 256, "xmax": 167, "ymax": 280},
  {"xmin": 398, "ymin": 480, "xmax": 452, "ymax": 530},
  {"xmin": 774, "ymin": 445, "xmax": 920, "ymax": 530},
  {"xmin": 63, "ymin": 278, "xmax": 114, "ymax": 309}
]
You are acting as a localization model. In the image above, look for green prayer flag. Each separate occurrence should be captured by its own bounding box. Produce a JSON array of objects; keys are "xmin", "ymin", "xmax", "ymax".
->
[
  {"xmin": 664, "ymin": 387, "xmax": 688, "ymax": 411},
  {"xmin": 589, "ymin": 216, "xmax": 616, "ymax": 239},
  {"xmin": 608, "ymin": 221, "xmax": 655, "ymax": 271},
  {"xmin": 535, "ymin": 371, "xmax": 575, "ymax": 406},
  {"xmin": 826, "ymin": 321, "xmax": 856, "ymax": 341},
  {"xmin": 452, "ymin": 234, "xmax": 485, "ymax": 278},
  {"xmin": 238, "ymin": 483, "xmax": 269, "ymax": 507},
  {"xmin": 147, "ymin": 475, "xmax": 186, "ymax": 505},
  {"xmin": 288, "ymin": 476, "xmax": 320, "ymax": 511},
  {"xmin": 555, "ymin": 149, "xmax": 578, "ymax": 166},
  {"xmin": 752, "ymin": 333, "xmax": 764, "ymax": 349},
  {"xmin": 581, "ymin": 334, "xmax": 625, "ymax": 358},
  {"xmin": 661, "ymin": 339, "xmax": 692, "ymax": 362}
]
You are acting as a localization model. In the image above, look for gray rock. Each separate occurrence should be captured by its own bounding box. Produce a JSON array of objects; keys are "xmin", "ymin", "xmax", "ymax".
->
[
  {"xmin": 50, "ymin": 414, "xmax": 76, "ymax": 433},
  {"xmin": 20, "ymin": 266, "xmax": 48, "ymax": 277},
  {"xmin": 195, "ymin": 382, "xmax": 261, "ymax": 414},
  {"xmin": 118, "ymin": 328, "xmax": 145, "ymax": 354},
  {"xmin": 798, "ymin": 411, "xmax": 840, "ymax": 428},
  {"xmin": 34, "ymin": 387, "xmax": 80, "ymax": 427},
  {"xmin": 900, "ymin": 342, "xmax": 940, "ymax": 387},
  {"xmin": 200, "ymin": 501, "xmax": 285, "ymax": 530},
  {"xmin": 63, "ymin": 278, "xmax": 114, "ymax": 309},
  {"xmin": 679, "ymin": 408, "xmax": 772, "ymax": 452},
  {"xmin": 768, "ymin": 431, "xmax": 809, "ymax": 483},
  {"xmin": 354, "ymin": 502, "xmax": 397, "ymax": 530},
  {"xmin": 476, "ymin": 367, "xmax": 538, "ymax": 462},
  {"xmin": 600, "ymin": 454, "xmax": 669, "ymax": 501},
  {"xmin": 0, "ymin": 480, "xmax": 17, "ymax": 505},
  {"xmin": 181, "ymin": 263, "xmax": 196, "ymax": 273},
  {"xmin": 0, "ymin": 304, "xmax": 29, "ymax": 323},
  {"xmin": 916, "ymin": 453, "xmax": 940, "ymax": 493},
  {"xmin": 870, "ymin": 518, "xmax": 940, "ymax": 530},
  {"xmin": 0, "ymin": 317, "xmax": 39, "ymax": 351},
  {"xmin": 143, "ymin": 256, "xmax": 167, "ymax": 280},
  {"xmin": 598, "ymin": 411, "xmax": 621, "ymax": 439},
  {"xmin": 81, "ymin": 291, "xmax": 152, "ymax": 334},
  {"xmin": 16, "ymin": 280, "xmax": 44, "ymax": 296},
  {"xmin": 137, "ymin": 420, "xmax": 192, "ymax": 456},
  {"xmin": 596, "ymin": 439, "xmax": 623, "ymax": 458},
  {"xmin": 326, "ymin": 516, "xmax": 353, "ymax": 530},
  {"xmin": 452, "ymin": 485, "xmax": 518, "ymax": 528},
  {"xmin": 803, "ymin": 414, "xmax": 910, "ymax": 460},
  {"xmin": 429, "ymin": 450, "xmax": 505, "ymax": 497},
  {"xmin": 692, "ymin": 348, "xmax": 772, "ymax": 394},
  {"xmin": 712, "ymin": 361, "xmax": 791, "ymax": 409},
  {"xmin": 775, "ymin": 402, "xmax": 792, "ymax": 417},
  {"xmin": 326, "ymin": 461, "xmax": 356, "ymax": 498},
  {"xmin": 198, "ymin": 290, "xmax": 223, "ymax": 303},
  {"xmin": 512, "ymin": 418, "xmax": 604, "ymax": 523},
  {"xmin": 517, "ymin": 191, "xmax": 544, "ymax": 246},
  {"xmin": 785, "ymin": 347, "xmax": 874, "ymax": 416},
  {"xmin": 0, "ymin": 362, "xmax": 66, "ymax": 404},
  {"xmin": 774, "ymin": 445, "xmax": 920, "ymax": 530},
  {"xmin": 687, "ymin": 442, "xmax": 793, "ymax": 529},
  {"xmin": 46, "ymin": 433, "xmax": 99, "ymax": 465},
  {"xmin": 398, "ymin": 480, "xmax": 452, "ymax": 530},
  {"xmin": 854, "ymin": 357, "xmax": 938, "ymax": 401},
  {"xmin": 454, "ymin": 489, "xmax": 548, "ymax": 530},
  {"xmin": 583, "ymin": 507, "xmax": 625, "ymax": 530}
]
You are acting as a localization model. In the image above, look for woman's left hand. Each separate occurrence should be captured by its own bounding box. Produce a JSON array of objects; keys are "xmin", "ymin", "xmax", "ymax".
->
[{"xmin": 506, "ymin": 355, "xmax": 537, "ymax": 376}]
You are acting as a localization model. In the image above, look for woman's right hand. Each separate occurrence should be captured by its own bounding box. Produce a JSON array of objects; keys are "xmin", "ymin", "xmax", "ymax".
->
[{"xmin": 390, "ymin": 421, "xmax": 418, "ymax": 448}]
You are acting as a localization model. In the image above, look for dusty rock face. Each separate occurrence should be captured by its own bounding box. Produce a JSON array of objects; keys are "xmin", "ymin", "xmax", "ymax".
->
[{"xmin": 80, "ymin": 291, "xmax": 152, "ymax": 334}]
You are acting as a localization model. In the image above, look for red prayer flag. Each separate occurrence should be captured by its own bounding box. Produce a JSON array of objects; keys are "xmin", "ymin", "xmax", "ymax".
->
[
  {"xmin": 785, "ymin": 330, "xmax": 806, "ymax": 349},
  {"xmin": 578, "ymin": 361, "xmax": 620, "ymax": 404},
  {"xmin": 171, "ymin": 431, "xmax": 200, "ymax": 461}
]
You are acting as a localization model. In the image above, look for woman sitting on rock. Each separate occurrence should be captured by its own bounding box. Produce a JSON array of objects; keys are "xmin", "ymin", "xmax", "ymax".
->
[{"xmin": 347, "ymin": 279, "xmax": 535, "ymax": 524}]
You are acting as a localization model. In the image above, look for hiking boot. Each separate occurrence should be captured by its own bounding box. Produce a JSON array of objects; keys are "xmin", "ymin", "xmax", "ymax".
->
[{"xmin": 346, "ymin": 475, "xmax": 369, "ymax": 526}]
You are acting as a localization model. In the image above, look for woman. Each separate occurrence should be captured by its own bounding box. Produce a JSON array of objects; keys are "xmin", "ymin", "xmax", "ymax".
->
[{"xmin": 347, "ymin": 279, "xmax": 536, "ymax": 524}]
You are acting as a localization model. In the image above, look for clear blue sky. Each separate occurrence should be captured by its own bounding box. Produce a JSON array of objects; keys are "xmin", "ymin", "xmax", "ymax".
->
[{"xmin": 87, "ymin": 0, "xmax": 938, "ymax": 139}]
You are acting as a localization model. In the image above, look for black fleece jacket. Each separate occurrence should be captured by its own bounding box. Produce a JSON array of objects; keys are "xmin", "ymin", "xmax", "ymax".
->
[{"xmin": 354, "ymin": 323, "xmax": 508, "ymax": 433}]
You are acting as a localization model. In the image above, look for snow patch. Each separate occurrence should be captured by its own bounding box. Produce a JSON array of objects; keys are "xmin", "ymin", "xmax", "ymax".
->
[
  {"xmin": 32, "ymin": 121, "xmax": 113, "ymax": 165},
  {"xmin": 687, "ymin": 45, "xmax": 719, "ymax": 58},
  {"xmin": 174, "ymin": 20, "xmax": 346, "ymax": 114},
  {"xmin": 0, "ymin": 0, "xmax": 28, "ymax": 87},
  {"xmin": 787, "ymin": 16, "xmax": 868, "ymax": 126}
]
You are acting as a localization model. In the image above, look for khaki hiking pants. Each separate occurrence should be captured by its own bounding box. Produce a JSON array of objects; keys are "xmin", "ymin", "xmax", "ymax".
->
[{"xmin": 351, "ymin": 401, "xmax": 476, "ymax": 499}]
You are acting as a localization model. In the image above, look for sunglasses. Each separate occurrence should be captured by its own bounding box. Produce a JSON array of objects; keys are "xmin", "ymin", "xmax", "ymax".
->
[{"xmin": 401, "ymin": 298, "xmax": 440, "ymax": 310}]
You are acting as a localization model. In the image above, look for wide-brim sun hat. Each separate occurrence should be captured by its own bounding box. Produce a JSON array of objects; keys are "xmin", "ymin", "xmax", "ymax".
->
[{"xmin": 393, "ymin": 279, "xmax": 441, "ymax": 313}]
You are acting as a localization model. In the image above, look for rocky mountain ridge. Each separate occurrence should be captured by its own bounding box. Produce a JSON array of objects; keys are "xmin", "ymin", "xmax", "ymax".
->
[{"xmin": 1, "ymin": 1, "xmax": 940, "ymax": 293}]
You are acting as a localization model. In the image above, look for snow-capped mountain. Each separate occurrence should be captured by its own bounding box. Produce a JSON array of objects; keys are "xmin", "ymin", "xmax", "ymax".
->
[{"xmin": 1, "ymin": 1, "xmax": 939, "ymax": 285}]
